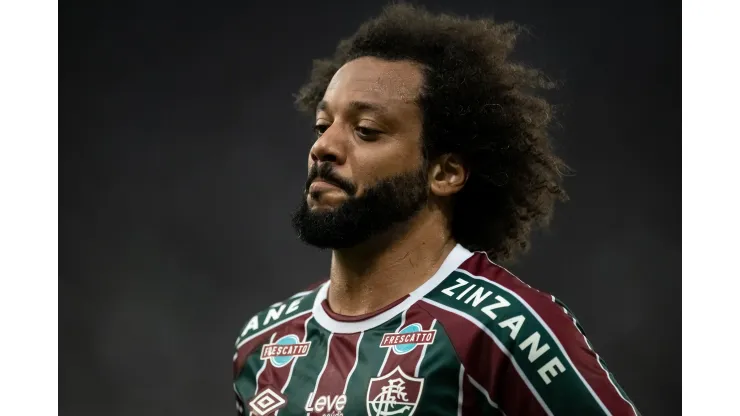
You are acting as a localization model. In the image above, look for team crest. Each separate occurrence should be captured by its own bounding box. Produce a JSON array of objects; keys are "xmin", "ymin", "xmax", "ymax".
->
[
  {"xmin": 260, "ymin": 334, "xmax": 311, "ymax": 367},
  {"xmin": 248, "ymin": 387, "xmax": 287, "ymax": 416},
  {"xmin": 380, "ymin": 323, "xmax": 436, "ymax": 355},
  {"xmin": 366, "ymin": 367, "xmax": 424, "ymax": 416}
]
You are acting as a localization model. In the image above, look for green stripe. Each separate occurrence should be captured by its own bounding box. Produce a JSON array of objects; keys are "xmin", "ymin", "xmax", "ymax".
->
[
  {"xmin": 426, "ymin": 270, "xmax": 607, "ymax": 415},
  {"xmin": 280, "ymin": 318, "xmax": 330, "ymax": 414},
  {"xmin": 342, "ymin": 314, "xmax": 404, "ymax": 415},
  {"xmin": 234, "ymin": 334, "xmax": 273, "ymax": 402},
  {"xmin": 414, "ymin": 322, "xmax": 465, "ymax": 415}
]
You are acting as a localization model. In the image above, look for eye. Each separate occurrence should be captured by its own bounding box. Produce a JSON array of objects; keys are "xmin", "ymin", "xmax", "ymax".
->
[
  {"xmin": 355, "ymin": 126, "xmax": 381, "ymax": 140},
  {"xmin": 313, "ymin": 124, "xmax": 329, "ymax": 137}
]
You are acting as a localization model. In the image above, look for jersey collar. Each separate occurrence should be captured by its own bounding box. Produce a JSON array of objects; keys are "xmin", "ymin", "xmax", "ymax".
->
[{"xmin": 311, "ymin": 243, "xmax": 474, "ymax": 333}]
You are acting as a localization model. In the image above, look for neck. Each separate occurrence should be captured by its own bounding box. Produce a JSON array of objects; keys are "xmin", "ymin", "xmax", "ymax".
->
[{"xmin": 326, "ymin": 209, "xmax": 457, "ymax": 316}]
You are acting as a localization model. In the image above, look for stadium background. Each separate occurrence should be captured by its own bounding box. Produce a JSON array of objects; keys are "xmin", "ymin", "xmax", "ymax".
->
[{"xmin": 60, "ymin": 0, "xmax": 680, "ymax": 414}]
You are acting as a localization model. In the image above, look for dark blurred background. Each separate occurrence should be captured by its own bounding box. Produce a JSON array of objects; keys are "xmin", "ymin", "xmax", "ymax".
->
[{"xmin": 60, "ymin": 0, "xmax": 680, "ymax": 415}]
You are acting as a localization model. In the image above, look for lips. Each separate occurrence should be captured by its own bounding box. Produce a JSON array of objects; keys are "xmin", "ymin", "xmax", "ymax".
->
[{"xmin": 309, "ymin": 179, "xmax": 343, "ymax": 194}]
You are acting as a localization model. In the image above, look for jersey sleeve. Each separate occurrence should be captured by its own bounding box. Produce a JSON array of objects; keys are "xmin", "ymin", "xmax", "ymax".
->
[
  {"xmin": 483, "ymin": 281, "xmax": 641, "ymax": 416},
  {"xmin": 422, "ymin": 258, "xmax": 640, "ymax": 415},
  {"xmin": 522, "ymin": 293, "xmax": 640, "ymax": 415}
]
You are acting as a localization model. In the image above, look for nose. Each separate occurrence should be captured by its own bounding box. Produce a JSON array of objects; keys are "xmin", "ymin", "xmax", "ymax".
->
[{"xmin": 309, "ymin": 123, "xmax": 346, "ymax": 165}]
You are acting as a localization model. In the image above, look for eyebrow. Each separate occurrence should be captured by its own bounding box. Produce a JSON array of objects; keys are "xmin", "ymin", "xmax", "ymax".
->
[{"xmin": 316, "ymin": 99, "xmax": 388, "ymax": 116}]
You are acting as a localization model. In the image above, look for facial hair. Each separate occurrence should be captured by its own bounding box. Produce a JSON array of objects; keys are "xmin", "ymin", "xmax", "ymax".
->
[{"xmin": 290, "ymin": 163, "xmax": 429, "ymax": 249}]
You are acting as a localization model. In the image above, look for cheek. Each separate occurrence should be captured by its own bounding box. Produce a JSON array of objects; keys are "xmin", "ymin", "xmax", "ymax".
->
[{"xmin": 354, "ymin": 145, "xmax": 422, "ymax": 183}]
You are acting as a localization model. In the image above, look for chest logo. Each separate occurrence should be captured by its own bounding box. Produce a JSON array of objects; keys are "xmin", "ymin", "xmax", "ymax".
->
[
  {"xmin": 260, "ymin": 334, "xmax": 311, "ymax": 367},
  {"xmin": 366, "ymin": 367, "xmax": 424, "ymax": 416},
  {"xmin": 380, "ymin": 323, "xmax": 436, "ymax": 355},
  {"xmin": 249, "ymin": 387, "xmax": 287, "ymax": 416}
]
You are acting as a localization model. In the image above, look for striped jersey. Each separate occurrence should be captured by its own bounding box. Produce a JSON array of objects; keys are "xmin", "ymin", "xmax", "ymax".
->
[{"xmin": 233, "ymin": 244, "xmax": 639, "ymax": 416}]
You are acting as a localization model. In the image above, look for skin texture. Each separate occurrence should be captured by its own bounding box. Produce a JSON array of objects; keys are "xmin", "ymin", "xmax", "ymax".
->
[{"xmin": 305, "ymin": 57, "xmax": 468, "ymax": 316}]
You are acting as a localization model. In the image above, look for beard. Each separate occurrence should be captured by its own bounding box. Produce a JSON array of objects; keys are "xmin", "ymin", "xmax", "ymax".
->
[{"xmin": 290, "ymin": 163, "xmax": 429, "ymax": 249}]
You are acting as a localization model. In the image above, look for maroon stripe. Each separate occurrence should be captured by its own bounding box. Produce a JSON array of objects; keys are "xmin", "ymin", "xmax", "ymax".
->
[
  {"xmin": 459, "ymin": 252, "xmax": 635, "ymax": 414},
  {"xmin": 248, "ymin": 313, "xmax": 312, "ymax": 395},
  {"xmin": 310, "ymin": 332, "xmax": 362, "ymax": 406},
  {"xmin": 233, "ymin": 312, "xmax": 312, "ymax": 379},
  {"xmin": 419, "ymin": 300, "xmax": 548, "ymax": 416},
  {"xmin": 235, "ymin": 332, "xmax": 271, "ymax": 379},
  {"xmin": 377, "ymin": 303, "xmax": 436, "ymax": 377}
]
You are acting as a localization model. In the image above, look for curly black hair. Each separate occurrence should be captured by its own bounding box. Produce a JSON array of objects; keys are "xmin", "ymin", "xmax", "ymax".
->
[{"xmin": 294, "ymin": 3, "xmax": 569, "ymax": 263}]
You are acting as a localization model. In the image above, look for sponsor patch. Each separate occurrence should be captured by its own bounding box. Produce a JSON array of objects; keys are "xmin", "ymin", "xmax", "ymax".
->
[
  {"xmin": 305, "ymin": 392, "xmax": 347, "ymax": 416},
  {"xmin": 260, "ymin": 334, "xmax": 311, "ymax": 367},
  {"xmin": 366, "ymin": 367, "xmax": 424, "ymax": 416},
  {"xmin": 249, "ymin": 387, "xmax": 287, "ymax": 416},
  {"xmin": 379, "ymin": 323, "xmax": 436, "ymax": 354}
]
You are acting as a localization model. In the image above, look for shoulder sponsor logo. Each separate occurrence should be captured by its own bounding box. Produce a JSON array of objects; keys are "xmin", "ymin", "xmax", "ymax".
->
[
  {"xmin": 260, "ymin": 334, "xmax": 311, "ymax": 367},
  {"xmin": 439, "ymin": 276, "xmax": 567, "ymax": 384},
  {"xmin": 305, "ymin": 392, "xmax": 347, "ymax": 416},
  {"xmin": 379, "ymin": 323, "xmax": 436, "ymax": 355},
  {"xmin": 249, "ymin": 387, "xmax": 287, "ymax": 416},
  {"xmin": 366, "ymin": 367, "xmax": 424, "ymax": 416}
]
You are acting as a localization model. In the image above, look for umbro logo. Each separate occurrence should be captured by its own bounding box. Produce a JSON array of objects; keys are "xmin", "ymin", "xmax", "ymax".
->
[{"xmin": 248, "ymin": 387, "xmax": 287, "ymax": 416}]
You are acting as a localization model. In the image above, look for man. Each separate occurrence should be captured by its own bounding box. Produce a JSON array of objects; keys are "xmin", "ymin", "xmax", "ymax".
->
[{"xmin": 233, "ymin": 4, "xmax": 639, "ymax": 415}]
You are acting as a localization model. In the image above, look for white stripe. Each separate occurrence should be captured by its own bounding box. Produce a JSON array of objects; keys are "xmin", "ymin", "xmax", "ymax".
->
[
  {"xmin": 312, "ymin": 244, "xmax": 474, "ymax": 333},
  {"xmin": 553, "ymin": 296, "xmax": 638, "ymax": 416},
  {"xmin": 415, "ymin": 319, "xmax": 436, "ymax": 377},
  {"xmin": 377, "ymin": 310, "xmax": 408, "ymax": 376},
  {"xmin": 457, "ymin": 364, "xmax": 464, "ymax": 416},
  {"xmin": 456, "ymin": 268, "xmax": 612, "ymax": 415},
  {"xmin": 310, "ymin": 333, "xmax": 334, "ymax": 394},
  {"xmin": 236, "ymin": 309, "xmax": 312, "ymax": 350},
  {"xmin": 343, "ymin": 331, "xmax": 365, "ymax": 394},
  {"xmin": 467, "ymin": 374, "xmax": 507, "ymax": 415},
  {"xmin": 252, "ymin": 333, "xmax": 275, "ymax": 395},
  {"xmin": 421, "ymin": 298, "xmax": 553, "ymax": 416}
]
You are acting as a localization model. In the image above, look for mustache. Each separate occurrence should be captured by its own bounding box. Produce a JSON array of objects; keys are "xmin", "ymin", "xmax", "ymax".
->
[{"xmin": 305, "ymin": 163, "xmax": 357, "ymax": 195}]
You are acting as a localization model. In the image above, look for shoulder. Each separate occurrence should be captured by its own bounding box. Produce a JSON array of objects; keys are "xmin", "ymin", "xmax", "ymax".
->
[
  {"xmin": 458, "ymin": 251, "xmax": 585, "ymax": 336},
  {"xmin": 233, "ymin": 281, "xmax": 325, "ymax": 349},
  {"xmin": 421, "ymin": 252, "xmax": 639, "ymax": 416},
  {"xmin": 422, "ymin": 250, "xmax": 570, "ymax": 325},
  {"xmin": 420, "ymin": 250, "xmax": 589, "ymax": 371}
]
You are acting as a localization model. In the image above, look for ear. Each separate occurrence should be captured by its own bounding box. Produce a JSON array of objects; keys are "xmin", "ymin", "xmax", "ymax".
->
[{"xmin": 429, "ymin": 154, "xmax": 468, "ymax": 197}]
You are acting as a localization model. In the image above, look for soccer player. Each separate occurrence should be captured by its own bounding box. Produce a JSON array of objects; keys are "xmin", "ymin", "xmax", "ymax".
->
[{"xmin": 233, "ymin": 4, "xmax": 639, "ymax": 415}]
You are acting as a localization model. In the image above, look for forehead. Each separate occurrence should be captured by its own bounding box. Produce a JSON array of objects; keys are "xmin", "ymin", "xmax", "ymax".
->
[{"xmin": 320, "ymin": 57, "xmax": 424, "ymax": 113}]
